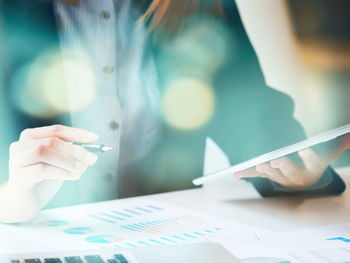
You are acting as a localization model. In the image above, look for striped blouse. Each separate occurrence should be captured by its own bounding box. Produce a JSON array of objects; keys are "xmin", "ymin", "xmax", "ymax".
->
[{"xmin": 51, "ymin": 0, "xmax": 160, "ymax": 206}]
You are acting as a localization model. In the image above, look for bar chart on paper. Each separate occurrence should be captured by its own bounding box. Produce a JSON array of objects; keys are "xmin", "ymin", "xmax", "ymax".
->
[{"xmin": 15, "ymin": 198, "xmax": 270, "ymax": 251}]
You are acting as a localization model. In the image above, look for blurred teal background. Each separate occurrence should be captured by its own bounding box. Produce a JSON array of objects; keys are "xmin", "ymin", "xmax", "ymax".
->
[{"xmin": 0, "ymin": 0, "xmax": 349, "ymax": 199}]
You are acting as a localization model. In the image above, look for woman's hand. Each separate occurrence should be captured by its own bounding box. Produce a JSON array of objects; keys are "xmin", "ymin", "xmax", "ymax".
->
[
  {"xmin": 235, "ymin": 148, "xmax": 328, "ymax": 190},
  {"xmin": 3, "ymin": 125, "xmax": 99, "ymax": 222},
  {"xmin": 234, "ymin": 134, "xmax": 350, "ymax": 190}
]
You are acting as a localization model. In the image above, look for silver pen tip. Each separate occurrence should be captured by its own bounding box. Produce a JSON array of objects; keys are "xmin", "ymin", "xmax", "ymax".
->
[{"xmin": 101, "ymin": 146, "xmax": 112, "ymax": 152}]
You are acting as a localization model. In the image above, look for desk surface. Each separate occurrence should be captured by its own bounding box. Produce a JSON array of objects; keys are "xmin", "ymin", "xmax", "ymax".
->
[
  {"xmin": 1, "ymin": 168, "xmax": 349, "ymax": 256},
  {"xmin": 151, "ymin": 167, "xmax": 350, "ymax": 233}
]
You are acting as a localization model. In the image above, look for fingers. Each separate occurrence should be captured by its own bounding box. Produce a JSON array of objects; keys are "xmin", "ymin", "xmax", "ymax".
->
[
  {"xmin": 235, "ymin": 164, "xmax": 292, "ymax": 187},
  {"xmin": 11, "ymin": 137, "xmax": 98, "ymax": 166},
  {"xmin": 256, "ymin": 163, "xmax": 292, "ymax": 186},
  {"xmin": 270, "ymin": 157, "xmax": 298, "ymax": 177},
  {"xmin": 234, "ymin": 151, "xmax": 327, "ymax": 190},
  {"xmin": 19, "ymin": 125, "xmax": 99, "ymax": 143},
  {"xmin": 270, "ymin": 156, "xmax": 307, "ymax": 186},
  {"xmin": 8, "ymin": 125, "xmax": 97, "ymax": 195},
  {"xmin": 234, "ymin": 168, "xmax": 264, "ymax": 179},
  {"xmin": 298, "ymin": 148, "xmax": 324, "ymax": 174},
  {"xmin": 10, "ymin": 145, "xmax": 88, "ymax": 174},
  {"xmin": 341, "ymin": 133, "xmax": 350, "ymax": 150}
]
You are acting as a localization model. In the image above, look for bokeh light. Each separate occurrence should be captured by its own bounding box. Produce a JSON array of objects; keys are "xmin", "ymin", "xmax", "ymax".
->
[
  {"xmin": 43, "ymin": 55, "xmax": 97, "ymax": 113},
  {"xmin": 158, "ymin": 16, "xmax": 229, "ymax": 131},
  {"xmin": 10, "ymin": 61, "xmax": 56, "ymax": 118},
  {"xmin": 164, "ymin": 15, "xmax": 231, "ymax": 74},
  {"xmin": 10, "ymin": 49, "xmax": 96, "ymax": 118},
  {"xmin": 156, "ymin": 15, "xmax": 232, "ymax": 87},
  {"xmin": 162, "ymin": 78, "xmax": 215, "ymax": 130}
]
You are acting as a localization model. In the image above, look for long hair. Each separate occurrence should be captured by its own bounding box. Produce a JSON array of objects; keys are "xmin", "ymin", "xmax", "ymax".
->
[
  {"xmin": 140, "ymin": 0, "xmax": 224, "ymax": 33},
  {"xmin": 60, "ymin": 0, "xmax": 78, "ymax": 5}
]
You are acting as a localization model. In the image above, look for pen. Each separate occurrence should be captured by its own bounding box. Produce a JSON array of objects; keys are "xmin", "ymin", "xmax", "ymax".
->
[{"xmin": 75, "ymin": 143, "xmax": 113, "ymax": 153}]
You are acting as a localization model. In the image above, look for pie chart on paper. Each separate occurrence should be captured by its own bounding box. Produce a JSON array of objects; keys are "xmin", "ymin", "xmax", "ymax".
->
[
  {"xmin": 38, "ymin": 220, "xmax": 69, "ymax": 227},
  {"xmin": 85, "ymin": 235, "xmax": 125, "ymax": 244},
  {"xmin": 63, "ymin": 227, "xmax": 94, "ymax": 235}
]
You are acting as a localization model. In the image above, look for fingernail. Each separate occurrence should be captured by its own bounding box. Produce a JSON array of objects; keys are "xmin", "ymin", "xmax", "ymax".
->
[
  {"xmin": 256, "ymin": 164, "xmax": 266, "ymax": 173},
  {"xmin": 76, "ymin": 161, "xmax": 86, "ymax": 171},
  {"xmin": 299, "ymin": 149, "xmax": 310, "ymax": 157},
  {"xmin": 271, "ymin": 159, "xmax": 281, "ymax": 168},
  {"xmin": 88, "ymin": 133, "xmax": 99, "ymax": 141},
  {"xmin": 85, "ymin": 152, "xmax": 98, "ymax": 165}
]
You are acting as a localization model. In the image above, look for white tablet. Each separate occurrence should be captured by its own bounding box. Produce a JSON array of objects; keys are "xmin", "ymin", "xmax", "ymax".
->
[{"xmin": 193, "ymin": 123, "xmax": 350, "ymax": 186}]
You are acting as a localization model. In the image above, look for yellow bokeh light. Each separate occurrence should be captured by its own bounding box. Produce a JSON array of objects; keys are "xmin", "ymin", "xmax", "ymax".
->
[
  {"xmin": 12, "ymin": 59, "xmax": 57, "ymax": 118},
  {"xmin": 11, "ymin": 49, "xmax": 97, "ymax": 118},
  {"xmin": 162, "ymin": 78, "xmax": 215, "ymax": 130},
  {"xmin": 43, "ymin": 57, "xmax": 97, "ymax": 112}
]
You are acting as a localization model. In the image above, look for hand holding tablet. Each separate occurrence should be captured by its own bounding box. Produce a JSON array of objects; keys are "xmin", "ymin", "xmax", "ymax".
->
[{"xmin": 193, "ymin": 124, "xmax": 350, "ymax": 186}]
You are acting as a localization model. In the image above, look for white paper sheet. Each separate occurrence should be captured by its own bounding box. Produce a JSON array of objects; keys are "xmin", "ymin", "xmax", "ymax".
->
[
  {"xmin": 3, "ymin": 197, "xmax": 350, "ymax": 262},
  {"xmin": 1, "ymin": 197, "xmax": 276, "ymax": 258},
  {"xmin": 0, "ymin": 224, "xmax": 57, "ymax": 254},
  {"xmin": 249, "ymin": 223, "xmax": 350, "ymax": 263}
]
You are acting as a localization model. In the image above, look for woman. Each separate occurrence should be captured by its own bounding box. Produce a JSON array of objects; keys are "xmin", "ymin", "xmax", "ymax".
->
[{"xmin": 0, "ymin": 0, "xmax": 347, "ymax": 223}]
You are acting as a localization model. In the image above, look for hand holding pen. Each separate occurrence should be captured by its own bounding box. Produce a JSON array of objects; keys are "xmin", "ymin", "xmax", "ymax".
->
[
  {"xmin": 6, "ymin": 125, "xmax": 114, "ymax": 219},
  {"xmin": 6, "ymin": 125, "xmax": 109, "ymax": 222}
]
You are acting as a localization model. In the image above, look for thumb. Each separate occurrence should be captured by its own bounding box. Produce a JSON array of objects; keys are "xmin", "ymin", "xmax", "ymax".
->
[{"xmin": 340, "ymin": 133, "xmax": 350, "ymax": 151}]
